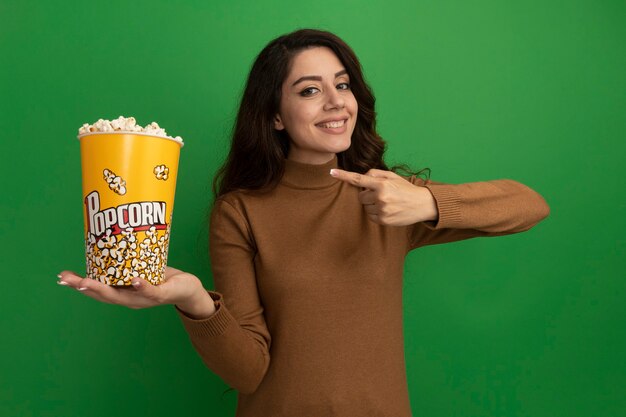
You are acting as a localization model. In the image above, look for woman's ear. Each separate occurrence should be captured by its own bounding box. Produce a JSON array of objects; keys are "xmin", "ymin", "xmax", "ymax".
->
[{"xmin": 274, "ymin": 114, "xmax": 285, "ymax": 130}]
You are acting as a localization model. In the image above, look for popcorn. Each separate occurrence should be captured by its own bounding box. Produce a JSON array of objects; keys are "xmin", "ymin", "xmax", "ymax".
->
[
  {"xmin": 143, "ymin": 122, "xmax": 166, "ymax": 137},
  {"xmin": 153, "ymin": 164, "xmax": 169, "ymax": 181},
  {"xmin": 103, "ymin": 168, "xmax": 127, "ymax": 195},
  {"xmin": 79, "ymin": 123, "xmax": 92, "ymax": 134},
  {"xmin": 85, "ymin": 220, "xmax": 172, "ymax": 286},
  {"xmin": 78, "ymin": 116, "xmax": 183, "ymax": 144}
]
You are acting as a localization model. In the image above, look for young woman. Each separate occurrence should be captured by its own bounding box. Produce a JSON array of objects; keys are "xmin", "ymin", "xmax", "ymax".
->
[{"xmin": 59, "ymin": 28, "xmax": 550, "ymax": 416}]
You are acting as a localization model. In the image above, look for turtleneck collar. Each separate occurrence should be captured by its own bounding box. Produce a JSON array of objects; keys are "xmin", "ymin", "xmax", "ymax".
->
[{"xmin": 280, "ymin": 154, "xmax": 339, "ymax": 189}]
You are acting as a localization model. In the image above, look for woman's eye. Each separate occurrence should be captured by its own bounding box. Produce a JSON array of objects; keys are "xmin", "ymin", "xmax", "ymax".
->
[
  {"xmin": 299, "ymin": 83, "xmax": 350, "ymax": 97},
  {"xmin": 300, "ymin": 87, "xmax": 319, "ymax": 96}
]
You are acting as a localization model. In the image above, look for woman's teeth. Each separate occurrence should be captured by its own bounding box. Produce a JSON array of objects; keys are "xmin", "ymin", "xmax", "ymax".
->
[{"xmin": 318, "ymin": 119, "xmax": 345, "ymax": 128}]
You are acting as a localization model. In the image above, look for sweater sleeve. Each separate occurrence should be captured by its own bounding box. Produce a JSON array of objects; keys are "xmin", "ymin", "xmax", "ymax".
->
[
  {"xmin": 406, "ymin": 176, "xmax": 550, "ymax": 251},
  {"xmin": 174, "ymin": 198, "xmax": 271, "ymax": 394}
]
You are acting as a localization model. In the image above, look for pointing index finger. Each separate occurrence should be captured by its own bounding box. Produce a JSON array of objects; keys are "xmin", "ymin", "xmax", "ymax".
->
[{"xmin": 330, "ymin": 168, "xmax": 382, "ymax": 190}]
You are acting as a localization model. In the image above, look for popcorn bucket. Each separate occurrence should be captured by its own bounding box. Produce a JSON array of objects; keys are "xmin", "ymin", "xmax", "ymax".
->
[{"xmin": 78, "ymin": 132, "xmax": 183, "ymax": 286}]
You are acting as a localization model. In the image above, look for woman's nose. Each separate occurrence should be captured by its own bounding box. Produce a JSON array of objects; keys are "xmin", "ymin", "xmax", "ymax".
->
[{"xmin": 323, "ymin": 87, "xmax": 345, "ymax": 110}]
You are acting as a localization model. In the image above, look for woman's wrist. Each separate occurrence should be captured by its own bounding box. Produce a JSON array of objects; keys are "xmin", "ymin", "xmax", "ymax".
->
[
  {"xmin": 413, "ymin": 186, "xmax": 439, "ymax": 223},
  {"xmin": 422, "ymin": 186, "xmax": 439, "ymax": 222},
  {"xmin": 176, "ymin": 289, "xmax": 217, "ymax": 320}
]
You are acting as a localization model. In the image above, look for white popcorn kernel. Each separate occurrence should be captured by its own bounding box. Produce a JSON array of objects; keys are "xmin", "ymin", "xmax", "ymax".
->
[
  {"xmin": 110, "ymin": 117, "xmax": 123, "ymax": 130},
  {"xmin": 79, "ymin": 124, "xmax": 90, "ymax": 134}
]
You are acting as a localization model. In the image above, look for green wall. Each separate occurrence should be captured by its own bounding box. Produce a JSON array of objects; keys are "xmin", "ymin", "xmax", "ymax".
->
[{"xmin": 1, "ymin": 0, "xmax": 624, "ymax": 416}]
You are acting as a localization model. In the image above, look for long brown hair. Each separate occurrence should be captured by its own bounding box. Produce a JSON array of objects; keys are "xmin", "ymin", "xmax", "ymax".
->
[{"xmin": 212, "ymin": 28, "xmax": 429, "ymax": 200}]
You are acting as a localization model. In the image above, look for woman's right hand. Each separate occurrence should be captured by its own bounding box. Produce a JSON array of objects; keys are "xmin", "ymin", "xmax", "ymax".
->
[{"xmin": 57, "ymin": 267, "xmax": 215, "ymax": 316}]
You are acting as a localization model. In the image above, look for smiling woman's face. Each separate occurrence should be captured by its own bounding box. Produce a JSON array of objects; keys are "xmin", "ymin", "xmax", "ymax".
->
[{"xmin": 274, "ymin": 46, "xmax": 358, "ymax": 165}]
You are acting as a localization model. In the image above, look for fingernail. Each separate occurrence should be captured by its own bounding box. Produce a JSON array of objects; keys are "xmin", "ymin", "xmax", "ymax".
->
[
  {"xmin": 78, "ymin": 287, "xmax": 89, "ymax": 291},
  {"xmin": 330, "ymin": 169, "xmax": 338, "ymax": 177},
  {"xmin": 132, "ymin": 280, "xmax": 141, "ymax": 288},
  {"xmin": 57, "ymin": 280, "xmax": 68, "ymax": 286},
  {"xmin": 57, "ymin": 274, "xmax": 62, "ymax": 279}
]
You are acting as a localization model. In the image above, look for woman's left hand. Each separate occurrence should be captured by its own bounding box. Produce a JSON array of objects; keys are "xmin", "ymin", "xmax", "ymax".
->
[{"xmin": 330, "ymin": 168, "xmax": 439, "ymax": 226}]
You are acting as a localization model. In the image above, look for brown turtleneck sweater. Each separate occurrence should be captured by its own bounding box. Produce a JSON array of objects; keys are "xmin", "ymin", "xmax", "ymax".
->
[{"xmin": 175, "ymin": 155, "xmax": 550, "ymax": 416}]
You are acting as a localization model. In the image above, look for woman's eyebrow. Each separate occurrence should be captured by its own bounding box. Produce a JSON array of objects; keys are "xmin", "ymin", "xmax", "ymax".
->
[{"xmin": 291, "ymin": 69, "xmax": 348, "ymax": 87}]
